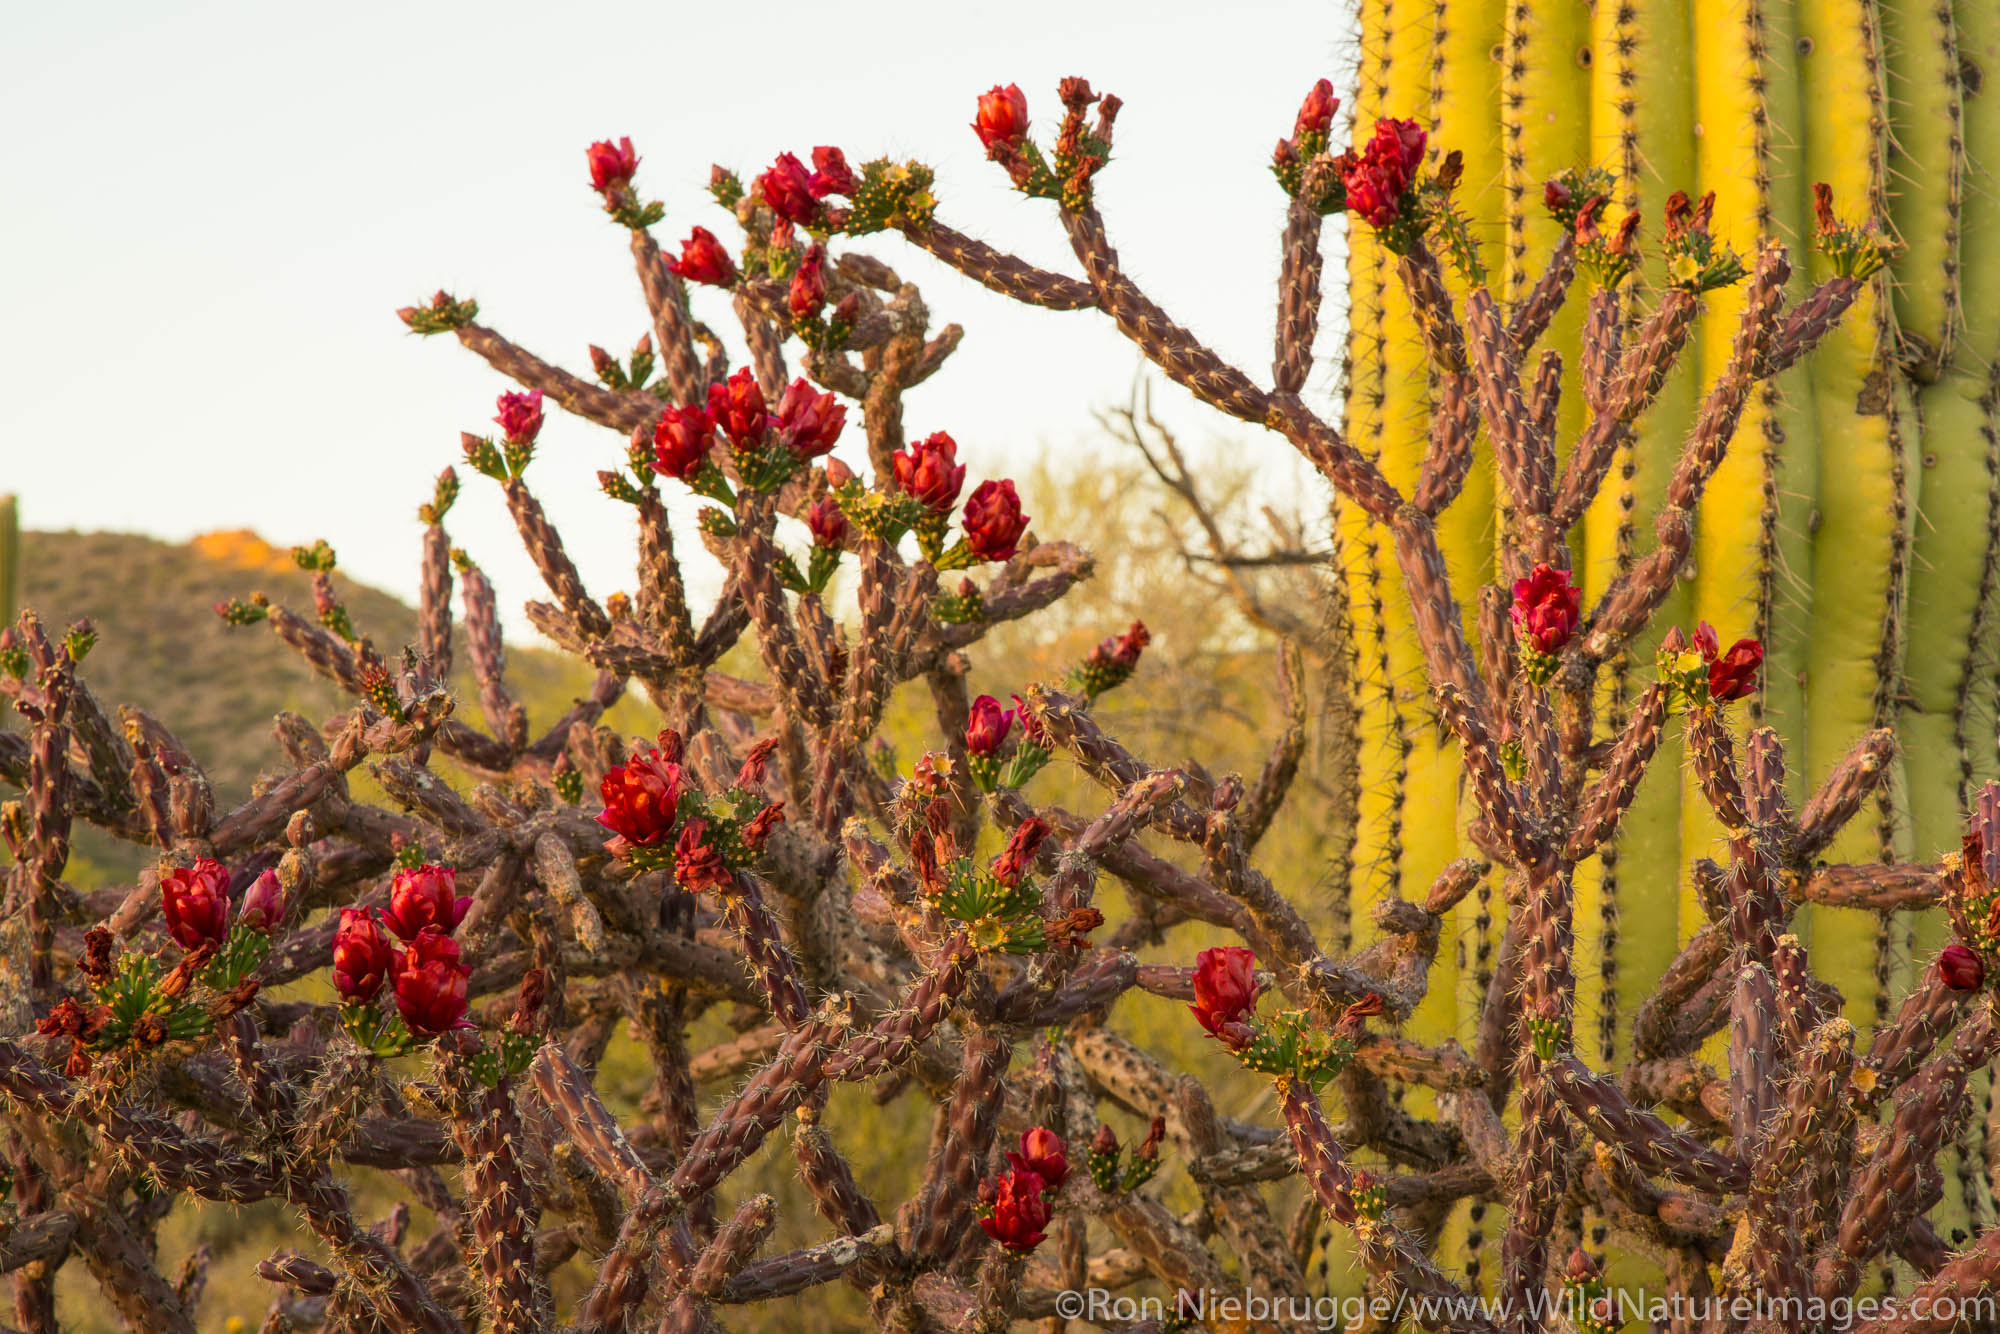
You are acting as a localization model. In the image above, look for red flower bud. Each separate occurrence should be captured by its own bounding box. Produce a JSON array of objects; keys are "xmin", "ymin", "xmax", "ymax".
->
[
  {"xmin": 707, "ymin": 367, "xmax": 769, "ymax": 449},
  {"xmin": 962, "ymin": 478, "xmax": 1030, "ymax": 562},
  {"xmin": 1190, "ymin": 945, "xmax": 1260, "ymax": 1044},
  {"xmin": 805, "ymin": 495, "xmax": 849, "ymax": 548},
  {"xmin": 758, "ymin": 152, "xmax": 818, "ymax": 225},
  {"xmin": 1340, "ymin": 117, "xmax": 1427, "ymax": 229},
  {"xmin": 597, "ymin": 745, "xmax": 686, "ymax": 848},
  {"xmin": 978, "ymin": 1167, "xmax": 1052, "ymax": 1252},
  {"xmin": 789, "ymin": 244, "xmax": 827, "ymax": 321},
  {"xmin": 665, "ymin": 226, "xmax": 738, "ymax": 287},
  {"xmin": 1510, "ymin": 563, "xmax": 1581, "ymax": 654},
  {"xmin": 161, "ymin": 858, "xmax": 232, "ymax": 951},
  {"xmin": 1293, "ymin": 78, "xmax": 1339, "ymax": 138},
  {"xmin": 1011, "ymin": 692, "xmax": 1050, "ymax": 747},
  {"xmin": 774, "ymin": 378, "xmax": 846, "ymax": 459},
  {"xmin": 965, "ymin": 694, "xmax": 1016, "ymax": 757},
  {"xmin": 586, "ymin": 137, "xmax": 639, "ymax": 195},
  {"xmin": 237, "ymin": 869, "xmax": 285, "ymax": 934},
  {"xmin": 1940, "ymin": 943, "xmax": 1986, "ymax": 992},
  {"xmin": 382, "ymin": 864, "xmax": 470, "ymax": 943},
  {"xmin": 1009, "ymin": 1127, "xmax": 1070, "ymax": 1188},
  {"xmin": 332, "ymin": 906, "xmax": 396, "ymax": 1005},
  {"xmin": 391, "ymin": 930, "xmax": 471, "ymax": 1037},
  {"xmin": 737, "ymin": 736, "xmax": 780, "ymax": 788},
  {"xmin": 973, "ymin": 84, "xmax": 1031, "ymax": 153},
  {"xmin": 1091, "ymin": 1123, "xmax": 1119, "ymax": 1156},
  {"xmin": 890, "ymin": 431, "xmax": 967, "ymax": 511},
  {"xmin": 493, "ymin": 390, "xmax": 544, "ymax": 446},
  {"xmin": 653, "ymin": 403, "xmax": 716, "ymax": 481},
  {"xmin": 991, "ymin": 815, "xmax": 1050, "ymax": 888},
  {"xmin": 809, "ymin": 146, "xmax": 855, "ymax": 198}
]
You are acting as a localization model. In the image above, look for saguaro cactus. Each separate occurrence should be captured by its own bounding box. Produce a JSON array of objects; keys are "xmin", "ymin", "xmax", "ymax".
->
[{"xmin": 1340, "ymin": 0, "xmax": 2000, "ymax": 1114}]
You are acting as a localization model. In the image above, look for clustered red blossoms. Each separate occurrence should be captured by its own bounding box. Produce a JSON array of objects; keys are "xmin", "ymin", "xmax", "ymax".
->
[
  {"xmin": 1339, "ymin": 116, "xmax": 1427, "ymax": 229},
  {"xmin": 1189, "ymin": 945, "xmax": 1261, "ymax": 1050},
  {"xmin": 755, "ymin": 147, "xmax": 854, "ymax": 228},
  {"xmin": 493, "ymin": 389, "xmax": 545, "ymax": 446},
  {"xmin": 332, "ymin": 863, "xmax": 474, "ymax": 1041},
  {"xmin": 594, "ymin": 729, "xmax": 785, "ymax": 892},
  {"xmin": 665, "ymin": 225, "xmax": 737, "ymax": 286},
  {"xmin": 978, "ymin": 1127, "xmax": 1068, "ymax": 1253},
  {"xmin": 160, "ymin": 858, "xmax": 232, "ymax": 951},
  {"xmin": 1511, "ymin": 563, "xmax": 1581, "ymax": 679}
]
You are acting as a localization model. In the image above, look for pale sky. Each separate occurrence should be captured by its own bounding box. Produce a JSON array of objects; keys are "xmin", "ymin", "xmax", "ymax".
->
[{"xmin": 2, "ymin": 0, "xmax": 1347, "ymax": 623}]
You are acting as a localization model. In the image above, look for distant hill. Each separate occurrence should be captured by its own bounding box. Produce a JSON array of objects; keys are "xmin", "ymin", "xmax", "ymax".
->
[{"xmin": 13, "ymin": 527, "xmax": 636, "ymax": 883}]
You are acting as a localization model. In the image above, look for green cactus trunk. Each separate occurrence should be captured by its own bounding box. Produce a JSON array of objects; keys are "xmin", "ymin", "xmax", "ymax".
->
[{"xmin": 1335, "ymin": 0, "xmax": 2000, "ymax": 1276}]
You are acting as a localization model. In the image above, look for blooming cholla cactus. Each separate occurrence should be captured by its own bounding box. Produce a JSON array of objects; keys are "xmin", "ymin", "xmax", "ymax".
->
[{"xmin": 0, "ymin": 68, "xmax": 1990, "ymax": 1334}]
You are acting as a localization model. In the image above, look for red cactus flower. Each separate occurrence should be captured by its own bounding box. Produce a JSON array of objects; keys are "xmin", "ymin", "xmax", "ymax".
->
[
  {"xmin": 805, "ymin": 495, "xmax": 849, "ymax": 548},
  {"xmin": 665, "ymin": 226, "xmax": 738, "ymax": 287},
  {"xmin": 966, "ymin": 694, "xmax": 1017, "ymax": 757},
  {"xmin": 978, "ymin": 1167, "xmax": 1052, "ymax": 1252},
  {"xmin": 1940, "ymin": 943, "xmax": 1986, "ymax": 992},
  {"xmin": 774, "ymin": 378, "xmax": 846, "ymax": 459},
  {"xmin": 973, "ymin": 84, "xmax": 1030, "ymax": 153},
  {"xmin": 891, "ymin": 431, "xmax": 967, "ymax": 511},
  {"xmin": 586, "ymin": 137, "xmax": 639, "ymax": 195},
  {"xmin": 742, "ymin": 803, "xmax": 786, "ymax": 852},
  {"xmin": 1090, "ymin": 621, "xmax": 1151, "ymax": 673},
  {"xmin": 809, "ymin": 146, "xmax": 855, "ymax": 198},
  {"xmin": 674, "ymin": 819, "xmax": 735, "ymax": 894},
  {"xmin": 383, "ymin": 864, "xmax": 470, "ymax": 942},
  {"xmin": 237, "ymin": 869, "xmax": 285, "ymax": 934},
  {"xmin": 1341, "ymin": 117, "xmax": 1427, "ymax": 228},
  {"xmin": 653, "ymin": 403, "xmax": 716, "ymax": 481},
  {"xmin": 1009, "ymin": 1127, "xmax": 1070, "ymax": 1188},
  {"xmin": 1510, "ymin": 563, "xmax": 1581, "ymax": 654},
  {"xmin": 332, "ymin": 907, "xmax": 397, "ymax": 1005},
  {"xmin": 391, "ymin": 930, "xmax": 471, "ymax": 1037},
  {"xmin": 962, "ymin": 479, "xmax": 1029, "ymax": 562},
  {"xmin": 1692, "ymin": 622, "xmax": 1764, "ymax": 702},
  {"xmin": 707, "ymin": 367, "xmax": 769, "ymax": 449},
  {"xmin": 759, "ymin": 152, "xmax": 818, "ymax": 224},
  {"xmin": 493, "ymin": 390, "xmax": 544, "ymax": 446},
  {"xmin": 597, "ymin": 745, "xmax": 685, "ymax": 847},
  {"xmin": 789, "ymin": 244, "xmax": 827, "ymax": 321},
  {"xmin": 1191, "ymin": 945, "xmax": 1261, "ymax": 1047},
  {"xmin": 1293, "ymin": 78, "xmax": 1339, "ymax": 137},
  {"xmin": 161, "ymin": 859, "xmax": 232, "ymax": 951},
  {"xmin": 991, "ymin": 815, "xmax": 1050, "ymax": 888}
]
